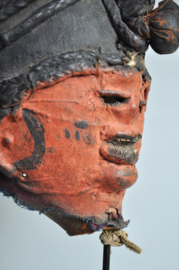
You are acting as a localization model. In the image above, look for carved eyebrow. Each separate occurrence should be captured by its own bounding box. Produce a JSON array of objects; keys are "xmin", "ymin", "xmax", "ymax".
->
[{"xmin": 97, "ymin": 89, "xmax": 130, "ymax": 99}]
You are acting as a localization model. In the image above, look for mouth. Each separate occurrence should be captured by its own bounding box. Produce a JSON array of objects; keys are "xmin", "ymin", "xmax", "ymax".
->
[{"xmin": 100, "ymin": 134, "xmax": 141, "ymax": 165}]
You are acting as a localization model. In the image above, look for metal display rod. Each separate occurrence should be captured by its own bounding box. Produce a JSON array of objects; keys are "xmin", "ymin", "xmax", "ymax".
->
[{"xmin": 103, "ymin": 245, "xmax": 110, "ymax": 270}]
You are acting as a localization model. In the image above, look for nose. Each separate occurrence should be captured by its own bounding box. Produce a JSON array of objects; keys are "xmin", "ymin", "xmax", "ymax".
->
[{"xmin": 104, "ymin": 94, "xmax": 140, "ymax": 126}]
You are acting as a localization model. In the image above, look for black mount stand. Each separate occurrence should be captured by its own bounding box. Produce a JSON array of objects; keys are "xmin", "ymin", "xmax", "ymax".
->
[{"xmin": 103, "ymin": 245, "xmax": 111, "ymax": 270}]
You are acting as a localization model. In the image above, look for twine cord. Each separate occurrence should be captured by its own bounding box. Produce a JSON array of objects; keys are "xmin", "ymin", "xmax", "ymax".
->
[{"xmin": 100, "ymin": 229, "xmax": 142, "ymax": 254}]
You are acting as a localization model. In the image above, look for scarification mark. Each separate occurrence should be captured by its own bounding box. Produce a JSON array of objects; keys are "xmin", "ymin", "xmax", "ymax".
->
[
  {"xmin": 86, "ymin": 134, "xmax": 91, "ymax": 144},
  {"xmin": 74, "ymin": 120, "xmax": 88, "ymax": 129},
  {"xmin": 13, "ymin": 109, "xmax": 45, "ymax": 170},
  {"xmin": 65, "ymin": 129, "xmax": 70, "ymax": 139},
  {"xmin": 75, "ymin": 130, "xmax": 80, "ymax": 141},
  {"xmin": 56, "ymin": 134, "xmax": 60, "ymax": 140}
]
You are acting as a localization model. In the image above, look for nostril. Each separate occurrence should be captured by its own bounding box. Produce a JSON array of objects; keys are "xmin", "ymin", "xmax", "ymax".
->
[
  {"xmin": 140, "ymin": 100, "xmax": 147, "ymax": 106},
  {"xmin": 139, "ymin": 99, "xmax": 147, "ymax": 113}
]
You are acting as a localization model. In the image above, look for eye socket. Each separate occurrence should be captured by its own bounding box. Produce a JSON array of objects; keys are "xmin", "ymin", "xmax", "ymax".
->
[
  {"xmin": 98, "ymin": 90, "xmax": 130, "ymax": 106},
  {"xmin": 102, "ymin": 96, "xmax": 129, "ymax": 106}
]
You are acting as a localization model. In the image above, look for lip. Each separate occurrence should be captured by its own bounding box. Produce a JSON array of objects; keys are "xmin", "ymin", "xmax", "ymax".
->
[
  {"xmin": 115, "ymin": 133, "xmax": 141, "ymax": 143},
  {"xmin": 100, "ymin": 134, "xmax": 141, "ymax": 165}
]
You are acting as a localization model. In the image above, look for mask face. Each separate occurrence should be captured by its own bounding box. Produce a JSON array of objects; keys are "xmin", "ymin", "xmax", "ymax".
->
[{"xmin": 0, "ymin": 68, "xmax": 150, "ymax": 233}]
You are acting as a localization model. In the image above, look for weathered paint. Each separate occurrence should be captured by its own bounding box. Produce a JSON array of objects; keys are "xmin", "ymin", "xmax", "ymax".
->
[{"xmin": 0, "ymin": 68, "xmax": 150, "ymax": 235}]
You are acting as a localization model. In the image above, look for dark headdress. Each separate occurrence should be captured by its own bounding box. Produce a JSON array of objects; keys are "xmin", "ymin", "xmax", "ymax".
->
[{"xmin": 0, "ymin": 0, "xmax": 179, "ymax": 118}]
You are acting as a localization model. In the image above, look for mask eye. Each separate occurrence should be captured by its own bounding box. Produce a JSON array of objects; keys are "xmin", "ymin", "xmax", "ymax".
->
[
  {"xmin": 98, "ymin": 90, "xmax": 130, "ymax": 106},
  {"xmin": 102, "ymin": 96, "xmax": 129, "ymax": 106}
]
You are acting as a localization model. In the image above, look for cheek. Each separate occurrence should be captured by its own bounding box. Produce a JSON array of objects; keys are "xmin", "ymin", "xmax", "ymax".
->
[
  {"xmin": 111, "ymin": 95, "xmax": 139, "ymax": 117},
  {"xmin": 0, "ymin": 114, "xmax": 34, "ymax": 169},
  {"xmin": 22, "ymin": 114, "xmax": 102, "ymax": 184}
]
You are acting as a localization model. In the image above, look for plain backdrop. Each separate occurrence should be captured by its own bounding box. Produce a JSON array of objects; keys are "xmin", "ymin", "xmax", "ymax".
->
[{"xmin": 1, "ymin": 1, "xmax": 179, "ymax": 269}]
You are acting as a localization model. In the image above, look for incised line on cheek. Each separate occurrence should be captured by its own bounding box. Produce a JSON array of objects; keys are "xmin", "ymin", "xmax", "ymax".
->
[{"xmin": 13, "ymin": 108, "xmax": 45, "ymax": 171}]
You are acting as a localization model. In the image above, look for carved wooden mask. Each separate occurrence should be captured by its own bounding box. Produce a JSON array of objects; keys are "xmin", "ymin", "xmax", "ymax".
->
[{"xmin": 0, "ymin": 0, "xmax": 178, "ymax": 236}]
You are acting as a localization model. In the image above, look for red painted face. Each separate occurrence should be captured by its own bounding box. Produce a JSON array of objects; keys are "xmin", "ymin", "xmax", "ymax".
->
[{"xmin": 0, "ymin": 68, "xmax": 150, "ymax": 228}]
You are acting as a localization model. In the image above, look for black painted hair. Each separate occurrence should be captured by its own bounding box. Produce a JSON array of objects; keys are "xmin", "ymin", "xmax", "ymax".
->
[{"xmin": 0, "ymin": 0, "xmax": 178, "ymax": 123}]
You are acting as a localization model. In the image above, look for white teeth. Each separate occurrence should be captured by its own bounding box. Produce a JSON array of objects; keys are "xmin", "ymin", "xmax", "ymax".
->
[{"xmin": 117, "ymin": 138, "xmax": 130, "ymax": 143}]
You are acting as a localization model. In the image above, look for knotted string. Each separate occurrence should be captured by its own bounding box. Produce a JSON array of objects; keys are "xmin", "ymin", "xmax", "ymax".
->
[{"xmin": 100, "ymin": 229, "xmax": 142, "ymax": 254}]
